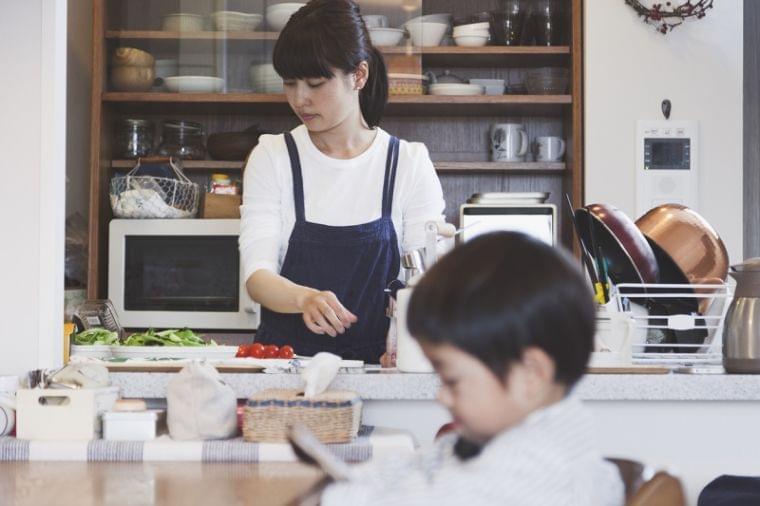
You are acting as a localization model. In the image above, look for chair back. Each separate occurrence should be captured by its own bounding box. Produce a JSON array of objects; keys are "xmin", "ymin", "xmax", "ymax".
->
[{"xmin": 606, "ymin": 457, "xmax": 686, "ymax": 506}]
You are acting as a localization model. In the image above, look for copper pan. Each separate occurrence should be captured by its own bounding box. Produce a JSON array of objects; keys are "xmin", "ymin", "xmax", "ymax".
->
[{"xmin": 636, "ymin": 204, "xmax": 729, "ymax": 314}]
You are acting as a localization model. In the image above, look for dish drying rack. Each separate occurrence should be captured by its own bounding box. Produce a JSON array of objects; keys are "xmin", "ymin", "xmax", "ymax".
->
[{"xmin": 608, "ymin": 283, "xmax": 732, "ymax": 366}]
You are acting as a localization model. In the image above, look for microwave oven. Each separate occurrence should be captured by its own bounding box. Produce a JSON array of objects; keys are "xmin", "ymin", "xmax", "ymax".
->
[
  {"xmin": 459, "ymin": 204, "xmax": 557, "ymax": 246},
  {"xmin": 108, "ymin": 219, "xmax": 259, "ymax": 330}
]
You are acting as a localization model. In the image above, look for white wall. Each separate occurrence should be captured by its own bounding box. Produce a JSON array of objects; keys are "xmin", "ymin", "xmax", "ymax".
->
[
  {"xmin": 0, "ymin": 1, "xmax": 67, "ymax": 375},
  {"xmin": 585, "ymin": 0, "xmax": 743, "ymax": 262}
]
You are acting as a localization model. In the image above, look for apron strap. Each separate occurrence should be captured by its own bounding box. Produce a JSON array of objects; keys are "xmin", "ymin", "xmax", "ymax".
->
[
  {"xmin": 382, "ymin": 136, "xmax": 400, "ymax": 218},
  {"xmin": 283, "ymin": 132, "xmax": 306, "ymax": 223}
]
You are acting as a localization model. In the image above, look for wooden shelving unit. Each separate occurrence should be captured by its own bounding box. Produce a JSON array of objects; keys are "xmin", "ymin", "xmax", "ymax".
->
[
  {"xmin": 110, "ymin": 159, "xmax": 568, "ymax": 173},
  {"xmin": 87, "ymin": 0, "xmax": 583, "ymax": 299}
]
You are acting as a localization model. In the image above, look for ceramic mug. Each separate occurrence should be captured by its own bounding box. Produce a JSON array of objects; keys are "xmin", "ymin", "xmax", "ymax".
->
[
  {"xmin": 490, "ymin": 123, "xmax": 528, "ymax": 162},
  {"xmin": 363, "ymin": 15, "xmax": 389, "ymax": 28},
  {"xmin": 533, "ymin": 136, "xmax": 566, "ymax": 161}
]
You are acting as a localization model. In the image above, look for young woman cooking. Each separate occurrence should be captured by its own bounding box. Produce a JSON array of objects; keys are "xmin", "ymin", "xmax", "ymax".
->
[{"xmin": 239, "ymin": 0, "xmax": 445, "ymax": 363}]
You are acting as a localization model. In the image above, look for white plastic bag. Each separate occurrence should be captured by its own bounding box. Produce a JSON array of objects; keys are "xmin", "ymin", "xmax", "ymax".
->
[{"xmin": 167, "ymin": 361, "xmax": 237, "ymax": 440}]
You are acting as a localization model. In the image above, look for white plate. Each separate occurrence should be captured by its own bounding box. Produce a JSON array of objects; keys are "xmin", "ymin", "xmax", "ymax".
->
[
  {"xmin": 429, "ymin": 83, "xmax": 484, "ymax": 96},
  {"xmin": 164, "ymin": 76, "xmax": 225, "ymax": 93},
  {"xmin": 110, "ymin": 345, "xmax": 238, "ymax": 360},
  {"xmin": 467, "ymin": 192, "xmax": 551, "ymax": 203}
]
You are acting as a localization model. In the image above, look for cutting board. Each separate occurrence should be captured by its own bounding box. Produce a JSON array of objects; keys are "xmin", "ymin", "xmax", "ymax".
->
[
  {"xmin": 106, "ymin": 361, "xmax": 266, "ymax": 373},
  {"xmin": 587, "ymin": 365, "xmax": 670, "ymax": 374}
]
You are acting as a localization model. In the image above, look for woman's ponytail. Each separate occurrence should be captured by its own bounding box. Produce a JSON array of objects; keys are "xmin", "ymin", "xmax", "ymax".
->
[{"xmin": 360, "ymin": 46, "xmax": 388, "ymax": 128}]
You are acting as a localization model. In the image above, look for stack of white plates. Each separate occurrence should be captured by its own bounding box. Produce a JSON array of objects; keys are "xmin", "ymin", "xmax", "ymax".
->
[
  {"xmin": 467, "ymin": 192, "xmax": 551, "ymax": 204},
  {"xmin": 250, "ymin": 63, "xmax": 284, "ymax": 93},
  {"xmin": 428, "ymin": 83, "xmax": 484, "ymax": 96}
]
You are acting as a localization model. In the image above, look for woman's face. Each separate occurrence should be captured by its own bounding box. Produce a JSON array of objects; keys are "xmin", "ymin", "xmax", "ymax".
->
[{"xmin": 282, "ymin": 65, "xmax": 366, "ymax": 132}]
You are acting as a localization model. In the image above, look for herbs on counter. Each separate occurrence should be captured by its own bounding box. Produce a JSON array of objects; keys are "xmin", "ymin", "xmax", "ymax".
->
[
  {"xmin": 71, "ymin": 328, "xmax": 119, "ymax": 346},
  {"xmin": 123, "ymin": 328, "xmax": 217, "ymax": 347},
  {"xmin": 73, "ymin": 328, "xmax": 217, "ymax": 347}
]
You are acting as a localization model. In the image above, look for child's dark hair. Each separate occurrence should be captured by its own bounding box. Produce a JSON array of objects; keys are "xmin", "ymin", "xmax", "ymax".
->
[
  {"xmin": 407, "ymin": 232, "xmax": 595, "ymax": 387},
  {"xmin": 272, "ymin": 0, "xmax": 388, "ymax": 127}
]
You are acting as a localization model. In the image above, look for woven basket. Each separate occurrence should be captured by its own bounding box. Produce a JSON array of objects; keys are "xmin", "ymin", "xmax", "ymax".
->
[{"xmin": 243, "ymin": 389, "xmax": 362, "ymax": 443}]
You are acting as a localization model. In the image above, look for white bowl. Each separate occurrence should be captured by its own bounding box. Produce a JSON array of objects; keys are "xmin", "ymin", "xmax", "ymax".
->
[
  {"xmin": 428, "ymin": 83, "xmax": 484, "ymax": 96},
  {"xmin": 211, "ymin": 11, "xmax": 263, "ymax": 31},
  {"xmin": 249, "ymin": 63, "xmax": 279, "ymax": 79},
  {"xmin": 453, "ymin": 21, "xmax": 490, "ymax": 32},
  {"xmin": 363, "ymin": 14, "xmax": 388, "ymax": 28},
  {"xmin": 162, "ymin": 13, "xmax": 204, "ymax": 32},
  {"xmin": 403, "ymin": 13, "xmax": 452, "ymax": 29},
  {"xmin": 454, "ymin": 35, "xmax": 489, "ymax": 47},
  {"xmin": 406, "ymin": 21, "xmax": 448, "ymax": 47},
  {"xmin": 453, "ymin": 26, "xmax": 490, "ymax": 36},
  {"xmin": 369, "ymin": 27, "xmax": 405, "ymax": 46},
  {"xmin": 266, "ymin": 3, "xmax": 305, "ymax": 31},
  {"xmin": 469, "ymin": 78, "xmax": 505, "ymax": 95},
  {"xmin": 165, "ymin": 76, "xmax": 224, "ymax": 93}
]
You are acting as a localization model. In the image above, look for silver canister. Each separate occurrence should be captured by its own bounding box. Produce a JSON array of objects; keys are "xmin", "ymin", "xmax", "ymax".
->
[{"xmin": 723, "ymin": 258, "xmax": 760, "ymax": 373}]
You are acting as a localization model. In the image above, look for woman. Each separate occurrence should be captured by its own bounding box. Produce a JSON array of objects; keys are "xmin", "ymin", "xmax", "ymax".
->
[{"xmin": 239, "ymin": 0, "xmax": 445, "ymax": 363}]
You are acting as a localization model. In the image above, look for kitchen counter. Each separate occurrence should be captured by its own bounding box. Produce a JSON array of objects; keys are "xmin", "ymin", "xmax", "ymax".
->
[{"xmin": 110, "ymin": 368, "xmax": 760, "ymax": 401}]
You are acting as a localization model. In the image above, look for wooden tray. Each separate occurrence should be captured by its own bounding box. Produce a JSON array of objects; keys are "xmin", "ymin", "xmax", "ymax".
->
[{"xmin": 587, "ymin": 366, "xmax": 670, "ymax": 374}]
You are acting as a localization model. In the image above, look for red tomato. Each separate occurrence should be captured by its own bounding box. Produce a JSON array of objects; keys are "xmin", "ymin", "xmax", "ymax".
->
[
  {"xmin": 235, "ymin": 345, "xmax": 249, "ymax": 358},
  {"xmin": 278, "ymin": 345, "xmax": 294, "ymax": 359},
  {"xmin": 263, "ymin": 344, "xmax": 279, "ymax": 359},
  {"xmin": 249, "ymin": 343, "xmax": 265, "ymax": 359}
]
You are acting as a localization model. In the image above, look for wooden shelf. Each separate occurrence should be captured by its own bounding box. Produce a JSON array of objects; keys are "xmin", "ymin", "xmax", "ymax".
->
[
  {"xmin": 104, "ymin": 31, "xmax": 568, "ymax": 65},
  {"xmin": 106, "ymin": 30, "xmax": 279, "ymax": 40},
  {"xmin": 103, "ymin": 92, "xmax": 570, "ymax": 115},
  {"xmin": 110, "ymin": 159, "xmax": 567, "ymax": 173}
]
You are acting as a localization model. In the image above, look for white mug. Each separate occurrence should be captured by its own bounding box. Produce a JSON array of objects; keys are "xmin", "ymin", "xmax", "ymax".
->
[
  {"xmin": 533, "ymin": 136, "xmax": 566, "ymax": 162},
  {"xmin": 490, "ymin": 123, "xmax": 528, "ymax": 162},
  {"xmin": 363, "ymin": 15, "xmax": 388, "ymax": 28}
]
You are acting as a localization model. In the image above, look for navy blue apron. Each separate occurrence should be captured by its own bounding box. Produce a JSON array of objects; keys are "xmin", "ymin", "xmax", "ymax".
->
[{"xmin": 255, "ymin": 132, "xmax": 401, "ymax": 363}]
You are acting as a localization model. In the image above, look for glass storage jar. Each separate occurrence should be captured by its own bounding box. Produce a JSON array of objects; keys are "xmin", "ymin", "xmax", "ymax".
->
[
  {"xmin": 113, "ymin": 119, "xmax": 155, "ymax": 159},
  {"xmin": 157, "ymin": 120, "xmax": 206, "ymax": 160}
]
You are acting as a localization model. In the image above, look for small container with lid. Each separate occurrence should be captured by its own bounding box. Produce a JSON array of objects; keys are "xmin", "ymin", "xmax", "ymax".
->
[
  {"xmin": 157, "ymin": 120, "xmax": 206, "ymax": 160},
  {"xmin": 114, "ymin": 119, "xmax": 155, "ymax": 159},
  {"xmin": 209, "ymin": 173, "xmax": 239, "ymax": 194}
]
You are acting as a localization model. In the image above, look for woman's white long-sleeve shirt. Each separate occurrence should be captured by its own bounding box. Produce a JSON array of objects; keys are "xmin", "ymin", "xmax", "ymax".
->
[{"xmin": 239, "ymin": 124, "xmax": 446, "ymax": 282}]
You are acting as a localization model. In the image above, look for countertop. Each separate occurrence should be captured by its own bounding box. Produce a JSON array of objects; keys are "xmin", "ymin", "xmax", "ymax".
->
[{"xmin": 108, "ymin": 368, "xmax": 760, "ymax": 402}]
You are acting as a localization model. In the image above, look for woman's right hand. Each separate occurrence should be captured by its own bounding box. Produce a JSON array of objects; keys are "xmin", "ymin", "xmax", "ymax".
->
[{"xmin": 297, "ymin": 289, "xmax": 358, "ymax": 337}]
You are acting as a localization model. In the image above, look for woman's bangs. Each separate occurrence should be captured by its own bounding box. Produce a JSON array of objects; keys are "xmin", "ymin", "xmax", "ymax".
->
[{"xmin": 273, "ymin": 27, "xmax": 337, "ymax": 80}]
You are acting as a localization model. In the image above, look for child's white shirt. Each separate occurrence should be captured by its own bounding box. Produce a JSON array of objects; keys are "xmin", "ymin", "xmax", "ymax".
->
[{"xmin": 321, "ymin": 395, "xmax": 625, "ymax": 506}]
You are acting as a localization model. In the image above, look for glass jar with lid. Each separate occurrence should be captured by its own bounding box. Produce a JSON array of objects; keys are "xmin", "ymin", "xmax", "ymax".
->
[
  {"xmin": 113, "ymin": 118, "xmax": 155, "ymax": 159},
  {"xmin": 157, "ymin": 120, "xmax": 206, "ymax": 160}
]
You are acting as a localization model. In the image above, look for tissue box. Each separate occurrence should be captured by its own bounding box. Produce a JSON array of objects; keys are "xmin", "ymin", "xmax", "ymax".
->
[{"xmin": 243, "ymin": 389, "xmax": 362, "ymax": 443}]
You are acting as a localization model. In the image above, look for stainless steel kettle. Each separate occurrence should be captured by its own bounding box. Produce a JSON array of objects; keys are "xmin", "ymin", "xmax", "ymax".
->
[{"xmin": 723, "ymin": 258, "xmax": 760, "ymax": 373}]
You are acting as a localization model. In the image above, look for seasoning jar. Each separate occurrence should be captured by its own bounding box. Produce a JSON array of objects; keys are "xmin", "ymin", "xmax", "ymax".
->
[
  {"xmin": 113, "ymin": 119, "xmax": 155, "ymax": 159},
  {"xmin": 157, "ymin": 120, "xmax": 206, "ymax": 160},
  {"xmin": 210, "ymin": 173, "xmax": 239, "ymax": 195}
]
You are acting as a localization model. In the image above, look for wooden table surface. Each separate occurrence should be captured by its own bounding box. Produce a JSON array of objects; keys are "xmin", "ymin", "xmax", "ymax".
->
[{"xmin": 0, "ymin": 461, "xmax": 324, "ymax": 506}]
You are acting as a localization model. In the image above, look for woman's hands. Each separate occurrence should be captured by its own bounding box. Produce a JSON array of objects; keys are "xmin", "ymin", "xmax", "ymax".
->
[{"xmin": 297, "ymin": 288, "xmax": 358, "ymax": 337}]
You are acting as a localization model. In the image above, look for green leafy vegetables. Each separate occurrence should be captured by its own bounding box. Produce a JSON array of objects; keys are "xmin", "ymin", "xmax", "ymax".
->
[
  {"xmin": 122, "ymin": 328, "xmax": 217, "ymax": 347},
  {"xmin": 71, "ymin": 328, "xmax": 119, "ymax": 346},
  {"xmin": 72, "ymin": 327, "xmax": 216, "ymax": 347}
]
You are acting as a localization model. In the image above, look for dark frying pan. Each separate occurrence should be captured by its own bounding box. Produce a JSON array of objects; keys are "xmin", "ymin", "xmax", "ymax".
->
[{"xmin": 574, "ymin": 204, "xmax": 659, "ymax": 286}]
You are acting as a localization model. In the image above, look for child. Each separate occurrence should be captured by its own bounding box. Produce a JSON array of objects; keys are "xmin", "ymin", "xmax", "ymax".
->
[{"xmin": 321, "ymin": 232, "xmax": 624, "ymax": 505}]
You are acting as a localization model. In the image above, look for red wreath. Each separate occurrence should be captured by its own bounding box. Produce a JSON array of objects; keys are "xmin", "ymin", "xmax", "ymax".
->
[{"xmin": 624, "ymin": 0, "xmax": 713, "ymax": 33}]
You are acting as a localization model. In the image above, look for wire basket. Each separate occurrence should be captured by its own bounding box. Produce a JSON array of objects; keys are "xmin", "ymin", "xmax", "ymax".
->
[
  {"xmin": 611, "ymin": 283, "xmax": 732, "ymax": 365},
  {"xmin": 110, "ymin": 157, "xmax": 200, "ymax": 219}
]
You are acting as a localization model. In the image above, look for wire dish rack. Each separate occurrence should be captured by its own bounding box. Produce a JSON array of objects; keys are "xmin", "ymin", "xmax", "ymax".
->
[{"xmin": 610, "ymin": 283, "xmax": 732, "ymax": 366}]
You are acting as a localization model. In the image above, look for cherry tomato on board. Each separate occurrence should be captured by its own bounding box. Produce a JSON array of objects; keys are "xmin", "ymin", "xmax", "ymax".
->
[
  {"xmin": 263, "ymin": 344, "xmax": 279, "ymax": 358},
  {"xmin": 235, "ymin": 345, "xmax": 249, "ymax": 358},
  {"xmin": 249, "ymin": 343, "xmax": 266, "ymax": 359},
  {"xmin": 278, "ymin": 345, "xmax": 294, "ymax": 359}
]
